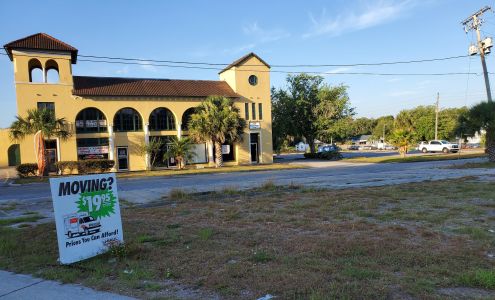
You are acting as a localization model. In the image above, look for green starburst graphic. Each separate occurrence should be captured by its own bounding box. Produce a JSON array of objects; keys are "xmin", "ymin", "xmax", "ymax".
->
[{"xmin": 76, "ymin": 189, "xmax": 117, "ymax": 219}]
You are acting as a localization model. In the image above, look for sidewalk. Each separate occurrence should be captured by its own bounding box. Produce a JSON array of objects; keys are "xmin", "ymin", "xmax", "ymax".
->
[{"xmin": 0, "ymin": 270, "xmax": 135, "ymax": 300}]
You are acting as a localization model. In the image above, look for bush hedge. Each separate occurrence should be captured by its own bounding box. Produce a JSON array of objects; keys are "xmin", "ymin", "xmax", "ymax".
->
[
  {"xmin": 303, "ymin": 151, "xmax": 343, "ymax": 160},
  {"xmin": 16, "ymin": 163, "xmax": 38, "ymax": 177},
  {"xmin": 54, "ymin": 161, "xmax": 79, "ymax": 175},
  {"xmin": 18, "ymin": 160, "xmax": 115, "ymax": 177},
  {"xmin": 78, "ymin": 159, "xmax": 115, "ymax": 174}
]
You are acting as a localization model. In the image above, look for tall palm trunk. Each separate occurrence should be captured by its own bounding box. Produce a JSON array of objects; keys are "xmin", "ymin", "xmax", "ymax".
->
[
  {"xmin": 214, "ymin": 141, "xmax": 223, "ymax": 168},
  {"xmin": 486, "ymin": 130, "xmax": 495, "ymax": 162}
]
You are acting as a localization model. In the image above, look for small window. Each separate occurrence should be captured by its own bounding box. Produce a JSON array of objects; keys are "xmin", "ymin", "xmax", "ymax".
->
[
  {"xmin": 248, "ymin": 75, "xmax": 258, "ymax": 86},
  {"xmin": 37, "ymin": 102, "xmax": 55, "ymax": 113},
  {"xmin": 244, "ymin": 103, "xmax": 249, "ymax": 120},
  {"xmin": 258, "ymin": 103, "xmax": 263, "ymax": 120},
  {"xmin": 252, "ymin": 103, "xmax": 256, "ymax": 120}
]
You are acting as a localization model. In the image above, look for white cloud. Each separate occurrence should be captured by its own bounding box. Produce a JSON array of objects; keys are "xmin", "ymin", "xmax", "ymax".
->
[
  {"xmin": 115, "ymin": 66, "xmax": 129, "ymax": 75},
  {"xmin": 242, "ymin": 22, "xmax": 290, "ymax": 43},
  {"xmin": 138, "ymin": 60, "xmax": 157, "ymax": 72},
  {"xmin": 303, "ymin": 0, "xmax": 415, "ymax": 38},
  {"xmin": 223, "ymin": 43, "xmax": 256, "ymax": 55},
  {"xmin": 325, "ymin": 67, "xmax": 353, "ymax": 74},
  {"xmin": 223, "ymin": 22, "xmax": 290, "ymax": 55}
]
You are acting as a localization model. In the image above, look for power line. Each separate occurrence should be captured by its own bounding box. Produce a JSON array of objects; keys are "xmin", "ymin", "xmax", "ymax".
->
[
  {"xmin": 77, "ymin": 53, "xmax": 470, "ymax": 68},
  {"xmin": 0, "ymin": 52, "xmax": 483, "ymax": 76},
  {"xmin": 0, "ymin": 50, "xmax": 470, "ymax": 68}
]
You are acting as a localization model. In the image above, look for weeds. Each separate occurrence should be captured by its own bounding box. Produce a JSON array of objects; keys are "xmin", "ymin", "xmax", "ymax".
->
[{"xmin": 459, "ymin": 269, "xmax": 495, "ymax": 289}]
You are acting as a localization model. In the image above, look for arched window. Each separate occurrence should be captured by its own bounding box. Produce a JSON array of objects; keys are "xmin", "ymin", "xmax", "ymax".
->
[
  {"xmin": 181, "ymin": 108, "xmax": 197, "ymax": 131},
  {"xmin": 28, "ymin": 59, "xmax": 43, "ymax": 83},
  {"xmin": 149, "ymin": 108, "xmax": 175, "ymax": 131},
  {"xmin": 45, "ymin": 60, "xmax": 60, "ymax": 83},
  {"xmin": 7, "ymin": 144, "xmax": 20, "ymax": 166},
  {"xmin": 114, "ymin": 108, "xmax": 143, "ymax": 132},
  {"xmin": 75, "ymin": 108, "xmax": 107, "ymax": 133}
]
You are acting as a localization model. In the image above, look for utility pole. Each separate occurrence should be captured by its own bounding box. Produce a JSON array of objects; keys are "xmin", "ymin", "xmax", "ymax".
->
[
  {"xmin": 435, "ymin": 92, "xmax": 439, "ymax": 140},
  {"xmin": 462, "ymin": 6, "xmax": 493, "ymax": 102}
]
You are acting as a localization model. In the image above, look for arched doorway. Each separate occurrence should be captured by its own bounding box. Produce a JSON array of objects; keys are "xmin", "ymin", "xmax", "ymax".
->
[{"xmin": 7, "ymin": 144, "xmax": 20, "ymax": 166}]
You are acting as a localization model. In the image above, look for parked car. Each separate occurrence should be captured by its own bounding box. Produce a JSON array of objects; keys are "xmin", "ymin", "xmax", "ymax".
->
[
  {"xmin": 348, "ymin": 145, "xmax": 360, "ymax": 150},
  {"xmin": 318, "ymin": 144, "xmax": 338, "ymax": 153},
  {"xmin": 360, "ymin": 145, "xmax": 378, "ymax": 150},
  {"xmin": 418, "ymin": 140, "xmax": 459, "ymax": 153}
]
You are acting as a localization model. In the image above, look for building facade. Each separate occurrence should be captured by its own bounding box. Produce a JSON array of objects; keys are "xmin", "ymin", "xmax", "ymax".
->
[{"xmin": 0, "ymin": 33, "xmax": 273, "ymax": 171}]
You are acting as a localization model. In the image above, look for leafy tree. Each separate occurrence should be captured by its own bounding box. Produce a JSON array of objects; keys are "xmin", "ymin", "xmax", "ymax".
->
[
  {"xmin": 315, "ymin": 85, "xmax": 355, "ymax": 143},
  {"xmin": 10, "ymin": 108, "xmax": 71, "ymax": 176},
  {"xmin": 136, "ymin": 139, "xmax": 163, "ymax": 170},
  {"xmin": 188, "ymin": 96, "xmax": 245, "ymax": 167},
  {"xmin": 459, "ymin": 101, "xmax": 495, "ymax": 161},
  {"xmin": 371, "ymin": 116, "xmax": 394, "ymax": 141},
  {"xmin": 271, "ymin": 74, "xmax": 354, "ymax": 152},
  {"xmin": 163, "ymin": 137, "xmax": 194, "ymax": 169},
  {"xmin": 349, "ymin": 117, "xmax": 376, "ymax": 137}
]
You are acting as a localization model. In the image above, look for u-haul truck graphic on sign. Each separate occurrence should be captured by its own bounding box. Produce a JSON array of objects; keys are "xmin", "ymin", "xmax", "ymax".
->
[
  {"xmin": 64, "ymin": 212, "xmax": 101, "ymax": 238},
  {"xmin": 50, "ymin": 173, "xmax": 123, "ymax": 264}
]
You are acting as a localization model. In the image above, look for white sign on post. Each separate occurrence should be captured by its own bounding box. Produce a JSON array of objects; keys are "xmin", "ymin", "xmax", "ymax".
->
[{"xmin": 49, "ymin": 173, "xmax": 124, "ymax": 264}]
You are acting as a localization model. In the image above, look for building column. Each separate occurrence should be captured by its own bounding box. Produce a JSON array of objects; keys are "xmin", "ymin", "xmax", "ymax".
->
[
  {"xmin": 177, "ymin": 121, "xmax": 182, "ymax": 139},
  {"xmin": 144, "ymin": 122, "xmax": 150, "ymax": 170},
  {"xmin": 108, "ymin": 124, "xmax": 115, "ymax": 171},
  {"xmin": 207, "ymin": 141, "xmax": 214, "ymax": 166}
]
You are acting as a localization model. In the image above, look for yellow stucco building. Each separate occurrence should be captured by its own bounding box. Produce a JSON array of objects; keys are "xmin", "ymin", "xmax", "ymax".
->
[{"xmin": 0, "ymin": 33, "xmax": 273, "ymax": 171}]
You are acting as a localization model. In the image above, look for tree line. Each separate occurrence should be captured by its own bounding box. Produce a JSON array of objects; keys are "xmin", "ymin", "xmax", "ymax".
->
[{"xmin": 272, "ymin": 73, "xmax": 493, "ymax": 159}]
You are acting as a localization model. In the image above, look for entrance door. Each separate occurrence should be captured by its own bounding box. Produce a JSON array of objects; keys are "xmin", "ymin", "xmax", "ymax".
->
[
  {"xmin": 7, "ymin": 144, "xmax": 20, "ymax": 166},
  {"xmin": 117, "ymin": 147, "xmax": 129, "ymax": 170},
  {"xmin": 166, "ymin": 144, "xmax": 177, "ymax": 167},
  {"xmin": 250, "ymin": 133, "xmax": 260, "ymax": 163},
  {"xmin": 45, "ymin": 140, "xmax": 58, "ymax": 172}
]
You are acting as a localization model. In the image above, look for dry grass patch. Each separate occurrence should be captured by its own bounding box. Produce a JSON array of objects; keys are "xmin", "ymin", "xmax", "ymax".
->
[{"xmin": 0, "ymin": 178, "xmax": 494, "ymax": 299}]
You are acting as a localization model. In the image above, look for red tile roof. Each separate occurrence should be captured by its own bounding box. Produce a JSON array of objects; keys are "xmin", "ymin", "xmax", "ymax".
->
[
  {"xmin": 4, "ymin": 33, "xmax": 78, "ymax": 63},
  {"xmin": 219, "ymin": 52, "xmax": 270, "ymax": 74},
  {"xmin": 73, "ymin": 76, "xmax": 239, "ymax": 98}
]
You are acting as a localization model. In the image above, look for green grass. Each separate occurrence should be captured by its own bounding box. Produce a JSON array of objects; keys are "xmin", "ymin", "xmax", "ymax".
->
[
  {"xmin": 0, "ymin": 214, "xmax": 43, "ymax": 226},
  {"xmin": 459, "ymin": 270, "xmax": 495, "ymax": 289},
  {"xmin": 447, "ymin": 161, "xmax": 495, "ymax": 169},
  {"xmin": 197, "ymin": 228, "xmax": 214, "ymax": 241},
  {"xmin": 345, "ymin": 151, "xmax": 485, "ymax": 163}
]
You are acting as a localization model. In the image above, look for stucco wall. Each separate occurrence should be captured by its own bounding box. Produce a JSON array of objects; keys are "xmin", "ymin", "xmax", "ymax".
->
[{"xmin": 9, "ymin": 49, "xmax": 273, "ymax": 171}]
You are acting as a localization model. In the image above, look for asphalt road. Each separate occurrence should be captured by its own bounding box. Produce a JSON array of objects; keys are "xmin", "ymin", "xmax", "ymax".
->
[{"xmin": 0, "ymin": 157, "xmax": 492, "ymax": 209}]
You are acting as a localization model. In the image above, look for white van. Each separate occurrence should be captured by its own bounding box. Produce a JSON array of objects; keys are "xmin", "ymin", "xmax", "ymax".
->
[{"xmin": 63, "ymin": 212, "xmax": 101, "ymax": 238}]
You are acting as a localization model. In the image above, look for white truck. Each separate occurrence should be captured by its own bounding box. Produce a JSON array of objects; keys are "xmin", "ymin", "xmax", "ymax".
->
[
  {"xmin": 64, "ymin": 212, "xmax": 101, "ymax": 238},
  {"xmin": 418, "ymin": 140, "xmax": 459, "ymax": 153}
]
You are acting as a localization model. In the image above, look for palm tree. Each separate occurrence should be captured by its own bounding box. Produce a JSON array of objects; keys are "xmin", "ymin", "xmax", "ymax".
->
[
  {"xmin": 389, "ymin": 128, "xmax": 414, "ymax": 158},
  {"xmin": 163, "ymin": 137, "xmax": 194, "ymax": 169},
  {"xmin": 10, "ymin": 108, "xmax": 71, "ymax": 176},
  {"xmin": 188, "ymin": 96, "xmax": 246, "ymax": 167},
  {"xmin": 461, "ymin": 101, "xmax": 495, "ymax": 161}
]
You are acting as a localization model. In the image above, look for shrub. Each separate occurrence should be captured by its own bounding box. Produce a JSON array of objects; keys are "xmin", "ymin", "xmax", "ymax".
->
[
  {"xmin": 78, "ymin": 160, "xmax": 115, "ymax": 174},
  {"xmin": 16, "ymin": 163, "xmax": 38, "ymax": 177},
  {"xmin": 55, "ymin": 161, "xmax": 79, "ymax": 175},
  {"xmin": 303, "ymin": 151, "xmax": 343, "ymax": 160}
]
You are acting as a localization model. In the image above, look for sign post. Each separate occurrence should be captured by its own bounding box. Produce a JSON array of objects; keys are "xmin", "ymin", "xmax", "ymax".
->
[{"xmin": 49, "ymin": 173, "xmax": 124, "ymax": 264}]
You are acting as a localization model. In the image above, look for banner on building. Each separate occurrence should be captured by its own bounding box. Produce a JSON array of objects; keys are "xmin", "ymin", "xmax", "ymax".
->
[
  {"xmin": 77, "ymin": 146, "xmax": 109, "ymax": 155},
  {"xmin": 49, "ymin": 173, "xmax": 124, "ymax": 264}
]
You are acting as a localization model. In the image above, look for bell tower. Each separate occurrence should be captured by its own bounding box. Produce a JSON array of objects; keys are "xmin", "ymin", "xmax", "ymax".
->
[
  {"xmin": 4, "ymin": 33, "xmax": 78, "ymax": 86},
  {"xmin": 219, "ymin": 53, "xmax": 273, "ymax": 164}
]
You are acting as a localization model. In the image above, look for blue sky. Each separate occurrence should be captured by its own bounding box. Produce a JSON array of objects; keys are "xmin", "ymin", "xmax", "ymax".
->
[{"xmin": 1, "ymin": 0, "xmax": 494, "ymax": 127}]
